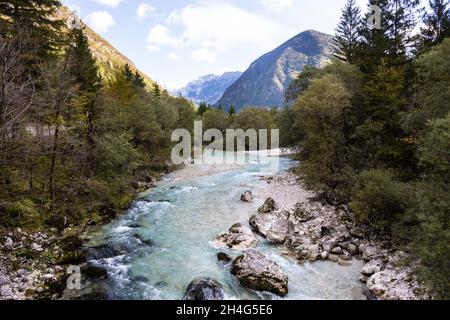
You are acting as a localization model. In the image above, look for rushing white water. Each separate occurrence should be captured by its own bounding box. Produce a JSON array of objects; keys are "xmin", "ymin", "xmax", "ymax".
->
[{"xmin": 83, "ymin": 154, "xmax": 366, "ymax": 300}]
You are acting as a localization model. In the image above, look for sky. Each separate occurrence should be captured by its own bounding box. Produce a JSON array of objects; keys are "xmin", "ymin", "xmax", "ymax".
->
[{"xmin": 61, "ymin": 0, "xmax": 373, "ymax": 89}]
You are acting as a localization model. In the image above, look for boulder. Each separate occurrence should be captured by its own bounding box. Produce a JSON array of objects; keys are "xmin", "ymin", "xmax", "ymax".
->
[
  {"xmin": 249, "ymin": 211, "xmax": 289, "ymax": 238},
  {"xmin": 258, "ymin": 197, "xmax": 279, "ymax": 213},
  {"xmin": 184, "ymin": 278, "xmax": 224, "ymax": 300},
  {"xmin": 81, "ymin": 264, "xmax": 108, "ymax": 281},
  {"xmin": 214, "ymin": 223, "xmax": 257, "ymax": 250},
  {"xmin": 61, "ymin": 235, "xmax": 83, "ymax": 251},
  {"xmin": 45, "ymin": 214, "xmax": 67, "ymax": 231},
  {"xmin": 292, "ymin": 202, "xmax": 317, "ymax": 222},
  {"xmin": 217, "ymin": 252, "xmax": 232, "ymax": 263},
  {"xmin": 284, "ymin": 235, "xmax": 320, "ymax": 261},
  {"xmin": 266, "ymin": 219, "xmax": 295, "ymax": 243},
  {"xmin": 231, "ymin": 249, "xmax": 288, "ymax": 297},
  {"xmin": 361, "ymin": 260, "xmax": 382, "ymax": 276},
  {"xmin": 240, "ymin": 191, "xmax": 253, "ymax": 202}
]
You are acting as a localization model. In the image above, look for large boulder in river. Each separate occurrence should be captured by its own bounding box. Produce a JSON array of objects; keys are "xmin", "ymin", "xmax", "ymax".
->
[
  {"xmin": 266, "ymin": 219, "xmax": 295, "ymax": 243},
  {"xmin": 249, "ymin": 211, "xmax": 289, "ymax": 238},
  {"xmin": 258, "ymin": 197, "xmax": 279, "ymax": 213},
  {"xmin": 184, "ymin": 278, "xmax": 224, "ymax": 300},
  {"xmin": 214, "ymin": 223, "xmax": 258, "ymax": 250},
  {"xmin": 231, "ymin": 249, "xmax": 288, "ymax": 297},
  {"xmin": 240, "ymin": 191, "xmax": 253, "ymax": 202}
]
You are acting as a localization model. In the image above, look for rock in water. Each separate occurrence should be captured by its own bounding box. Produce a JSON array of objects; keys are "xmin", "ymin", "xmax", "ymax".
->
[
  {"xmin": 266, "ymin": 219, "xmax": 295, "ymax": 243},
  {"xmin": 184, "ymin": 278, "xmax": 224, "ymax": 300},
  {"xmin": 240, "ymin": 191, "xmax": 254, "ymax": 202},
  {"xmin": 214, "ymin": 223, "xmax": 258, "ymax": 250},
  {"xmin": 258, "ymin": 197, "xmax": 279, "ymax": 213},
  {"xmin": 249, "ymin": 211, "xmax": 289, "ymax": 238},
  {"xmin": 231, "ymin": 249, "xmax": 288, "ymax": 297},
  {"xmin": 217, "ymin": 252, "xmax": 232, "ymax": 263}
]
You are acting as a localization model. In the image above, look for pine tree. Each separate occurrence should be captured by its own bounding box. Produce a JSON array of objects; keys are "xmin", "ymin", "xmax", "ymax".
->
[
  {"xmin": 421, "ymin": 0, "xmax": 450, "ymax": 48},
  {"xmin": 123, "ymin": 64, "xmax": 134, "ymax": 82},
  {"xmin": 357, "ymin": 0, "xmax": 392, "ymax": 72},
  {"xmin": 197, "ymin": 102, "xmax": 208, "ymax": 116},
  {"xmin": 153, "ymin": 82, "xmax": 162, "ymax": 97},
  {"xmin": 68, "ymin": 27, "xmax": 102, "ymax": 176},
  {"xmin": 133, "ymin": 71, "xmax": 146, "ymax": 89},
  {"xmin": 386, "ymin": 0, "xmax": 421, "ymax": 63},
  {"xmin": 229, "ymin": 105, "xmax": 236, "ymax": 116},
  {"xmin": 333, "ymin": 0, "xmax": 362, "ymax": 64}
]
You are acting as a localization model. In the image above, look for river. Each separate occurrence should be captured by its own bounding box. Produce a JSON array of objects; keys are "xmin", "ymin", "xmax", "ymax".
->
[{"xmin": 81, "ymin": 152, "xmax": 366, "ymax": 300}]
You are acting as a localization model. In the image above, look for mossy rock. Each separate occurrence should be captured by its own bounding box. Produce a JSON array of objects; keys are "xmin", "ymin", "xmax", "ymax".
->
[{"xmin": 56, "ymin": 250, "xmax": 86, "ymax": 265}]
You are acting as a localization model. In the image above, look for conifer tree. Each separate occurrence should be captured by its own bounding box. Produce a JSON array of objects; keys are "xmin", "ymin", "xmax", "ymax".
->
[
  {"xmin": 197, "ymin": 102, "xmax": 208, "ymax": 116},
  {"xmin": 153, "ymin": 82, "xmax": 162, "ymax": 97},
  {"xmin": 229, "ymin": 105, "xmax": 236, "ymax": 116},
  {"xmin": 133, "ymin": 71, "xmax": 146, "ymax": 89},
  {"xmin": 333, "ymin": 0, "xmax": 362, "ymax": 64},
  {"xmin": 421, "ymin": 0, "xmax": 450, "ymax": 48}
]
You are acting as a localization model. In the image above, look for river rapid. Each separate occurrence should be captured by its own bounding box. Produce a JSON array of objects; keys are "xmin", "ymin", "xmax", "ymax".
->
[{"xmin": 82, "ymin": 152, "xmax": 366, "ymax": 300}]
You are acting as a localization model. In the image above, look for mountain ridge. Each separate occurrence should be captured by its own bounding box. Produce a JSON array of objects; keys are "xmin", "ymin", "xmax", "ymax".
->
[
  {"xmin": 217, "ymin": 30, "xmax": 332, "ymax": 110},
  {"xmin": 54, "ymin": 6, "xmax": 155, "ymax": 88},
  {"xmin": 178, "ymin": 71, "xmax": 243, "ymax": 105}
]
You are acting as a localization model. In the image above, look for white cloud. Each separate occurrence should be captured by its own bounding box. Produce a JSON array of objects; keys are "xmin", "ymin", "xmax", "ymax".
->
[
  {"xmin": 147, "ymin": 24, "xmax": 183, "ymax": 50},
  {"xmin": 167, "ymin": 52, "xmax": 182, "ymax": 61},
  {"xmin": 85, "ymin": 11, "xmax": 115, "ymax": 33},
  {"xmin": 146, "ymin": 44, "xmax": 161, "ymax": 52},
  {"xmin": 261, "ymin": 0, "xmax": 296, "ymax": 12},
  {"xmin": 146, "ymin": 3, "xmax": 287, "ymax": 54},
  {"xmin": 94, "ymin": 0, "xmax": 123, "ymax": 7},
  {"xmin": 191, "ymin": 48, "xmax": 217, "ymax": 64},
  {"xmin": 137, "ymin": 3, "xmax": 155, "ymax": 21}
]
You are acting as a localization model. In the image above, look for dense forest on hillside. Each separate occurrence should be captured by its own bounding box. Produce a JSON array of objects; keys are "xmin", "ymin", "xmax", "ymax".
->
[{"xmin": 0, "ymin": 1, "xmax": 197, "ymax": 229}]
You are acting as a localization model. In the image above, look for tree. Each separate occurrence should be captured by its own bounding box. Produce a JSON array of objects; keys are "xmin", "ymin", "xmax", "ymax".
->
[
  {"xmin": 228, "ymin": 105, "xmax": 236, "ymax": 116},
  {"xmin": 403, "ymin": 38, "xmax": 450, "ymax": 134},
  {"xmin": 284, "ymin": 66, "xmax": 323, "ymax": 105},
  {"xmin": 0, "ymin": 0, "xmax": 63, "ymax": 68},
  {"xmin": 420, "ymin": 0, "xmax": 450, "ymax": 49},
  {"xmin": 333, "ymin": 0, "xmax": 362, "ymax": 64},
  {"xmin": 132, "ymin": 71, "xmax": 146, "ymax": 89},
  {"xmin": 123, "ymin": 63, "xmax": 134, "ymax": 82},
  {"xmin": 68, "ymin": 27, "xmax": 102, "ymax": 177},
  {"xmin": 197, "ymin": 102, "xmax": 208, "ymax": 117},
  {"xmin": 408, "ymin": 114, "xmax": 450, "ymax": 299},
  {"xmin": 152, "ymin": 82, "xmax": 162, "ymax": 98},
  {"xmin": 293, "ymin": 74, "xmax": 353, "ymax": 202},
  {"xmin": 386, "ymin": 0, "xmax": 421, "ymax": 62}
]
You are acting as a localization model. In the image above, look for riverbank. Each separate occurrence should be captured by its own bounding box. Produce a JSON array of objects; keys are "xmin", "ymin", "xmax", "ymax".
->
[
  {"xmin": 243, "ymin": 171, "xmax": 429, "ymax": 300},
  {"xmin": 0, "ymin": 153, "xmax": 429, "ymax": 300}
]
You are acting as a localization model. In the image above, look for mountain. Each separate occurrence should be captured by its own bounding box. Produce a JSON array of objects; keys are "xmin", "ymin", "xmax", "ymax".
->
[
  {"xmin": 217, "ymin": 30, "xmax": 332, "ymax": 110},
  {"xmin": 54, "ymin": 6, "xmax": 154, "ymax": 87},
  {"xmin": 178, "ymin": 72, "xmax": 243, "ymax": 105}
]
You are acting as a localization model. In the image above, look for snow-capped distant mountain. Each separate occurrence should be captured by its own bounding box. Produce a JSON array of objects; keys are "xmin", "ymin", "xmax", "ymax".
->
[{"xmin": 178, "ymin": 71, "xmax": 243, "ymax": 105}]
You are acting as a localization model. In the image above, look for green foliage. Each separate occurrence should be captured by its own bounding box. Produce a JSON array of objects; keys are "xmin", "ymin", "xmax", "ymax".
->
[
  {"xmin": 403, "ymin": 38, "xmax": 450, "ymax": 133},
  {"xmin": 333, "ymin": 0, "xmax": 361, "ymax": 64},
  {"xmin": 420, "ymin": 0, "xmax": 450, "ymax": 49},
  {"xmin": 197, "ymin": 102, "xmax": 209, "ymax": 117},
  {"xmin": 350, "ymin": 169, "xmax": 408, "ymax": 231},
  {"xmin": 294, "ymin": 74, "xmax": 354, "ymax": 202},
  {"xmin": 202, "ymin": 109, "xmax": 228, "ymax": 132}
]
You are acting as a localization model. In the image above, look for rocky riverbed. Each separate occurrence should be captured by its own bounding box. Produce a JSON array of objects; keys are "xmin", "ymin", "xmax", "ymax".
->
[
  {"xmin": 0, "ymin": 153, "xmax": 429, "ymax": 300},
  {"xmin": 212, "ymin": 171, "xmax": 429, "ymax": 300}
]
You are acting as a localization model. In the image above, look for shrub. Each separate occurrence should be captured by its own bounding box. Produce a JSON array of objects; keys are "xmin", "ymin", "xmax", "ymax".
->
[{"xmin": 350, "ymin": 169, "xmax": 408, "ymax": 231}]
